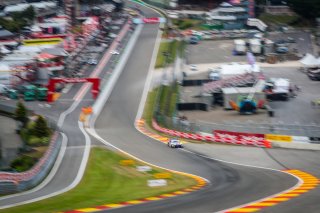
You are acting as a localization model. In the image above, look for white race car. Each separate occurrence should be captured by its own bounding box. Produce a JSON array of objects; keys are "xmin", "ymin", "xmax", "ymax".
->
[{"xmin": 168, "ymin": 139, "xmax": 183, "ymax": 148}]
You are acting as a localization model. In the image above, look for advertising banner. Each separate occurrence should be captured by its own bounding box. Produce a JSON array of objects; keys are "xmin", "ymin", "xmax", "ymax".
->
[
  {"xmin": 132, "ymin": 17, "xmax": 166, "ymax": 24},
  {"xmin": 214, "ymin": 130, "xmax": 265, "ymax": 144},
  {"xmin": 265, "ymin": 134, "xmax": 292, "ymax": 142}
]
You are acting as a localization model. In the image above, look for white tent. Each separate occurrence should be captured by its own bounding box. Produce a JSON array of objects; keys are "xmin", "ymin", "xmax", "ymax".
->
[
  {"xmin": 16, "ymin": 46, "xmax": 42, "ymax": 53},
  {"xmin": 31, "ymin": 25, "xmax": 42, "ymax": 32},
  {"xmin": 0, "ymin": 46, "xmax": 11, "ymax": 54},
  {"xmin": 220, "ymin": 63, "xmax": 260, "ymax": 76},
  {"xmin": 0, "ymin": 64, "xmax": 11, "ymax": 72},
  {"xmin": 299, "ymin": 53, "xmax": 320, "ymax": 67}
]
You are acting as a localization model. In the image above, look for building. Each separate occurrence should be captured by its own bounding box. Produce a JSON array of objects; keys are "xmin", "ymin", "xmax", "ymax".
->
[
  {"xmin": 176, "ymin": 0, "xmax": 222, "ymax": 10},
  {"xmin": 0, "ymin": 27, "xmax": 14, "ymax": 40},
  {"xmin": 0, "ymin": 0, "xmax": 24, "ymax": 6},
  {"xmin": 3, "ymin": 1, "xmax": 58, "ymax": 21},
  {"xmin": 207, "ymin": 1, "xmax": 254, "ymax": 30}
]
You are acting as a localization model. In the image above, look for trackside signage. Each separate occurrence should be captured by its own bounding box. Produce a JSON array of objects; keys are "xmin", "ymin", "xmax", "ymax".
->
[
  {"xmin": 214, "ymin": 130, "xmax": 265, "ymax": 143},
  {"xmin": 148, "ymin": 179, "xmax": 167, "ymax": 187},
  {"xmin": 132, "ymin": 17, "xmax": 166, "ymax": 24},
  {"xmin": 265, "ymin": 134, "xmax": 292, "ymax": 142}
]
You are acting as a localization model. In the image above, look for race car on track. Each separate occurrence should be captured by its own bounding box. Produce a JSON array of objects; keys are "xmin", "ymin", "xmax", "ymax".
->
[{"xmin": 168, "ymin": 138, "xmax": 183, "ymax": 148}]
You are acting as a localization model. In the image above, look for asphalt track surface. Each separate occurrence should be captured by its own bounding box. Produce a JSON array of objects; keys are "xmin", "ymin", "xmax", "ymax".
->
[
  {"xmin": 92, "ymin": 2, "xmax": 313, "ymax": 213},
  {"xmin": 0, "ymin": 17, "xmax": 132, "ymax": 210},
  {"xmin": 0, "ymin": 1, "xmax": 319, "ymax": 213}
]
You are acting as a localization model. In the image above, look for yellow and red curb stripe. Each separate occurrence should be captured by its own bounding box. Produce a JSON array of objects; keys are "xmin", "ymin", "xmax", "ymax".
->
[
  {"xmin": 62, "ymin": 181, "xmax": 206, "ymax": 213},
  {"xmin": 225, "ymin": 170, "xmax": 320, "ymax": 212},
  {"xmin": 60, "ymin": 120, "xmax": 207, "ymax": 213},
  {"xmin": 136, "ymin": 119, "xmax": 320, "ymax": 212},
  {"xmin": 135, "ymin": 119, "xmax": 169, "ymax": 144}
]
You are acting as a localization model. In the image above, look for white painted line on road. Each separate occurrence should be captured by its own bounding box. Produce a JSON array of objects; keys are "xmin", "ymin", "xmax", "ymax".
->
[
  {"xmin": 62, "ymin": 84, "xmax": 73, "ymax": 94},
  {"xmin": 0, "ymin": 132, "xmax": 68, "ymax": 208},
  {"xmin": 180, "ymin": 149, "xmax": 303, "ymax": 213},
  {"xmin": 0, "ymin": 122, "xmax": 90, "ymax": 210},
  {"xmin": 57, "ymin": 100, "xmax": 81, "ymax": 128}
]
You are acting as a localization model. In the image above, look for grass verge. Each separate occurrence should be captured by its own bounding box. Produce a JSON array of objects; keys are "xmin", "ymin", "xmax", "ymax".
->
[
  {"xmin": 1, "ymin": 147, "xmax": 196, "ymax": 213},
  {"xmin": 259, "ymin": 13, "xmax": 299, "ymax": 26},
  {"xmin": 155, "ymin": 40, "xmax": 186, "ymax": 69}
]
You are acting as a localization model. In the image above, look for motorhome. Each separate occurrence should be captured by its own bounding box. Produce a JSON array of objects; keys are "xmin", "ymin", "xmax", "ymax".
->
[
  {"xmin": 234, "ymin": 39, "xmax": 246, "ymax": 55},
  {"xmin": 249, "ymin": 39, "xmax": 261, "ymax": 55}
]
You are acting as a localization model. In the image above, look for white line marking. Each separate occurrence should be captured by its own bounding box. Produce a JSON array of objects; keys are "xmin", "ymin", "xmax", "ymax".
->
[
  {"xmin": 0, "ymin": 122, "xmax": 90, "ymax": 209},
  {"xmin": 57, "ymin": 100, "xmax": 81, "ymax": 128},
  {"xmin": 180, "ymin": 149, "xmax": 302, "ymax": 213}
]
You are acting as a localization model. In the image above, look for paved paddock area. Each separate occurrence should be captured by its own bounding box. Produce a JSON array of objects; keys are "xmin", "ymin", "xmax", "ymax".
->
[
  {"xmin": 179, "ymin": 66, "xmax": 320, "ymax": 135},
  {"xmin": 0, "ymin": 115, "xmax": 22, "ymax": 168},
  {"xmin": 186, "ymin": 40, "xmax": 247, "ymax": 64}
]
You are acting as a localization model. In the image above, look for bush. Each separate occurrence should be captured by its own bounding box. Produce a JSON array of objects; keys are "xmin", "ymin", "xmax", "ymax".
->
[
  {"xmin": 33, "ymin": 116, "xmax": 50, "ymax": 138},
  {"xmin": 20, "ymin": 128, "xmax": 30, "ymax": 143},
  {"xmin": 179, "ymin": 21, "xmax": 193, "ymax": 30},
  {"xmin": 27, "ymin": 136, "xmax": 43, "ymax": 146},
  {"xmin": 10, "ymin": 155, "xmax": 36, "ymax": 172},
  {"xmin": 41, "ymin": 137, "xmax": 50, "ymax": 145}
]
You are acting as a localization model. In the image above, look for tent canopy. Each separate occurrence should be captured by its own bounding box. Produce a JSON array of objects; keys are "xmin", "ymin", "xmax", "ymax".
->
[
  {"xmin": 299, "ymin": 53, "xmax": 320, "ymax": 67},
  {"xmin": 42, "ymin": 47, "xmax": 69, "ymax": 56},
  {"xmin": 36, "ymin": 52, "xmax": 57, "ymax": 60},
  {"xmin": 0, "ymin": 64, "xmax": 11, "ymax": 72},
  {"xmin": 0, "ymin": 46, "xmax": 11, "ymax": 54}
]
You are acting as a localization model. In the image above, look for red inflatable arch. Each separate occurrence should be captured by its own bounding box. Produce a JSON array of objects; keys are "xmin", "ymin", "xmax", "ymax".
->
[{"xmin": 47, "ymin": 78, "xmax": 100, "ymax": 102}]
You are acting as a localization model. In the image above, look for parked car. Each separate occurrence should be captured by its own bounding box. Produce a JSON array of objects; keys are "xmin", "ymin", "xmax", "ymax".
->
[
  {"xmin": 287, "ymin": 37, "xmax": 296, "ymax": 43},
  {"xmin": 110, "ymin": 50, "xmax": 120, "ymax": 55},
  {"xmin": 87, "ymin": 59, "xmax": 98, "ymax": 65},
  {"xmin": 168, "ymin": 139, "xmax": 183, "ymax": 148},
  {"xmin": 276, "ymin": 46, "xmax": 289, "ymax": 54},
  {"xmin": 189, "ymin": 36, "xmax": 199, "ymax": 44},
  {"xmin": 208, "ymin": 69, "xmax": 221, "ymax": 81},
  {"xmin": 308, "ymin": 70, "xmax": 320, "ymax": 80},
  {"xmin": 275, "ymin": 39, "xmax": 287, "ymax": 45},
  {"xmin": 190, "ymin": 64, "xmax": 197, "ymax": 71}
]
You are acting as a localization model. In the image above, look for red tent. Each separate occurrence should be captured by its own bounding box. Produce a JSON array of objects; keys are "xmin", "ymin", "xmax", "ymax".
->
[{"xmin": 36, "ymin": 53, "xmax": 57, "ymax": 60}]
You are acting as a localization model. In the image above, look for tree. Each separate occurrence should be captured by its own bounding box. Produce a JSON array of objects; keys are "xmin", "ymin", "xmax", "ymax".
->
[
  {"xmin": 23, "ymin": 6, "xmax": 36, "ymax": 23},
  {"xmin": 287, "ymin": 0, "xmax": 320, "ymax": 21},
  {"xmin": 33, "ymin": 116, "xmax": 50, "ymax": 138},
  {"xmin": 15, "ymin": 101, "xmax": 28, "ymax": 127}
]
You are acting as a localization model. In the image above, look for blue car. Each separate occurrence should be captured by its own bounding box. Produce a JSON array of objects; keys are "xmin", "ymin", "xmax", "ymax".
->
[
  {"xmin": 276, "ymin": 47, "xmax": 288, "ymax": 54},
  {"xmin": 189, "ymin": 36, "xmax": 199, "ymax": 44}
]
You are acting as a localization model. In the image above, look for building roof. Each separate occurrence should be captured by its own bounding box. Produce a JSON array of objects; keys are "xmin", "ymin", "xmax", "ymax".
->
[
  {"xmin": 4, "ymin": 1, "xmax": 57, "ymax": 13},
  {"xmin": 219, "ymin": 7, "xmax": 246, "ymax": 13},
  {"xmin": 0, "ymin": 28, "xmax": 14, "ymax": 38},
  {"xmin": 42, "ymin": 47, "xmax": 69, "ymax": 56}
]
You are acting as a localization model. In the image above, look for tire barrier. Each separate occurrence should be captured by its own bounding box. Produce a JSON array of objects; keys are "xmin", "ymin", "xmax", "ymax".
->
[
  {"xmin": 0, "ymin": 132, "xmax": 60, "ymax": 194},
  {"xmin": 152, "ymin": 120, "xmax": 271, "ymax": 148},
  {"xmin": 309, "ymin": 137, "xmax": 320, "ymax": 144}
]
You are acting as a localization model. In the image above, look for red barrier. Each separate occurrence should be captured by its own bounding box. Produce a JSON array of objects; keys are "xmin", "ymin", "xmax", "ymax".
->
[
  {"xmin": 152, "ymin": 120, "xmax": 269, "ymax": 148},
  {"xmin": 47, "ymin": 78, "xmax": 100, "ymax": 102},
  {"xmin": 214, "ymin": 130, "xmax": 265, "ymax": 146}
]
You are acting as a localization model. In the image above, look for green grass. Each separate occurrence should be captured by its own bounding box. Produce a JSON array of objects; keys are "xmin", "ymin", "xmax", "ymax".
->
[
  {"xmin": 155, "ymin": 40, "xmax": 187, "ymax": 69},
  {"xmin": 2, "ymin": 147, "xmax": 196, "ymax": 213},
  {"xmin": 259, "ymin": 13, "xmax": 299, "ymax": 26},
  {"xmin": 172, "ymin": 19, "xmax": 203, "ymax": 30},
  {"xmin": 143, "ymin": 87, "xmax": 159, "ymax": 127},
  {"xmin": 155, "ymin": 41, "xmax": 176, "ymax": 68}
]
